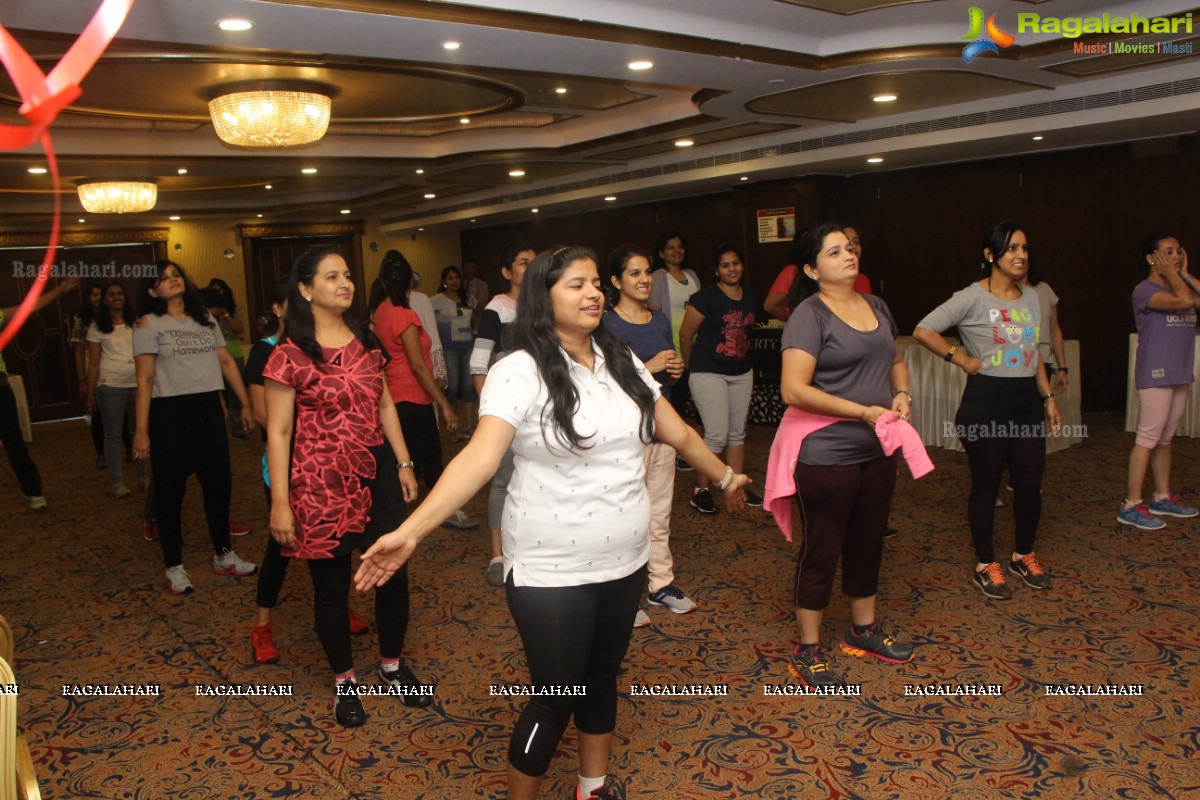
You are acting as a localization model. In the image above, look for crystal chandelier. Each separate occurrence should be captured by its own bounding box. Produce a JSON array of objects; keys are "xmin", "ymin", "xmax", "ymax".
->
[
  {"xmin": 77, "ymin": 181, "xmax": 158, "ymax": 214},
  {"xmin": 208, "ymin": 81, "xmax": 333, "ymax": 148}
]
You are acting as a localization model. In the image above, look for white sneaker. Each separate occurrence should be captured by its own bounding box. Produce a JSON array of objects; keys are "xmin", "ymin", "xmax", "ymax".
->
[
  {"xmin": 213, "ymin": 549, "xmax": 257, "ymax": 576},
  {"xmin": 24, "ymin": 494, "xmax": 47, "ymax": 510},
  {"xmin": 165, "ymin": 565, "xmax": 194, "ymax": 594},
  {"xmin": 111, "ymin": 483, "xmax": 132, "ymax": 498},
  {"xmin": 633, "ymin": 608, "xmax": 651, "ymax": 628},
  {"xmin": 442, "ymin": 510, "xmax": 479, "ymax": 530}
]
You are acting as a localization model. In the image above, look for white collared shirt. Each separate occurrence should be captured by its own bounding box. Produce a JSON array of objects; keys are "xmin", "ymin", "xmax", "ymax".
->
[{"xmin": 479, "ymin": 342, "xmax": 661, "ymax": 587}]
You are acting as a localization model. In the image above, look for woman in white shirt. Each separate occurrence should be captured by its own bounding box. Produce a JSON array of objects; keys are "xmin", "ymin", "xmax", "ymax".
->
[
  {"xmin": 86, "ymin": 280, "xmax": 148, "ymax": 497},
  {"xmin": 356, "ymin": 245, "xmax": 750, "ymax": 800}
]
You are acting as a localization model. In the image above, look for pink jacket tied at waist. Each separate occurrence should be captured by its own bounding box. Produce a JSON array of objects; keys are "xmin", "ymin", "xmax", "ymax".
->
[{"xmin": 764, "ymin": 406, "xmax": 935, "ymax": 541}]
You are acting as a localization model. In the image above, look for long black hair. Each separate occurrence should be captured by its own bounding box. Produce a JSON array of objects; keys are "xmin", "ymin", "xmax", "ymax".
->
[
  {"xmin": 605, "ymin": 244, "xmax": 650, "ymax": 309},
  {"xmin": 283, "ymin": 246, "xmax": 379, "ymax": 366},
  {"xmin": 75, "ymin": 283, "xmax": 102, "ymax": 328},
  {"xmin": 980, "ymin": 220, "xmax": 1024, "ymax": 272},
  {"xmin": 513, "ymin": 245, "xmax": 656, "ymax": 452},
  {"xmin": 787, "ymin": 222, "xmax": 846, "ymax": 310},
  {"xmin": 370, "ymin": 250, "xmax": 414, "ymax": 314},
  {"xmin": 137, "ymin": 261, "xmax": 214, "ymax": 327},
  {"xmin": 206, "ymin": 277, "xmax": 238, "ymax": 317},
  {"xmin": 94, "ymin": 280, "xmax": 131, "ymax": 334}
]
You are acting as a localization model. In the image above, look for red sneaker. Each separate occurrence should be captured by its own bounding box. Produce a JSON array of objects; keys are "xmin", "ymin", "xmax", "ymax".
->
[
  {"xmin": 229, "ymin": 521, "xmax": 251, "ymax": 536},
  {"xmin": 348, "ymin": 608, "xmax": 370, "ymax": 636},
  {"xmin": 251, "ymin": 624, "xmax": 280, "ymax": 665},
  {"xmin": 144, "ymin": 519, "xmax": 159, "ymax": 542}
]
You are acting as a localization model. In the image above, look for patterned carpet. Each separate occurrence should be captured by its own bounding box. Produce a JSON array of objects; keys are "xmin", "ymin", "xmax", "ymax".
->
[{"xmin": 1, "ymin": 412, "xmax": 1197, "ymax": 799}]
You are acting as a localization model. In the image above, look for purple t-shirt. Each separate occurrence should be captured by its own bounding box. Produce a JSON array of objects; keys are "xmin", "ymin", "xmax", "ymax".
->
[
  {"xmin": 1133, "ymin": 279, "xmax": 1196, "ymax": 389},
  {"xmin": 602, "ymin": 309, "xmax": 676, "ymax": 399}
]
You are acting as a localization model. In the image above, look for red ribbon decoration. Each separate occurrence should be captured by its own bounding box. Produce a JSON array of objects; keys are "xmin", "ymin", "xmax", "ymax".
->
[{"xmin": 0, "ymin": 0, "xmax": 135, "ymax": 350}]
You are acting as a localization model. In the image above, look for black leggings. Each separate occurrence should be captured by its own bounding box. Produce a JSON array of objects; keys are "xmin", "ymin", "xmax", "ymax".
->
[
  {"xmin": 395, "ymin": 402, "xmax": 443, "ymax": 489},
  {"xmin": 0, "ymin": 379, "xmax": 41, "ymax": 497},
  {"xmin": 307, "ymin": 555, "xmax": 409, "ymax": 675},
  {"xmin": 961, "ymin": 435, "xmax": 1045, "ymax": 563},
  {"xmin": 149, "ymin": 392, "xmax": 232, "ymax": 566},
  {"xmin": 257, "ymin": 481, "xmax": 290, "ymax": 609},
  {"xmin": 504, "ymin": 565, "xmax": 645, "ymax": 777}
]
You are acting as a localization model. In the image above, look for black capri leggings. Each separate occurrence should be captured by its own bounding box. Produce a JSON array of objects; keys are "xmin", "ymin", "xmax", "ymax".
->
[{"xmin": 504, "ymin": 564, "xmax": 645, "ymax": 777}]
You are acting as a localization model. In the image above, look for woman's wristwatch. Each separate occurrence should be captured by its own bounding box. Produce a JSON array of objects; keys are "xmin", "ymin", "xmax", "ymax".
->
[
  {"xmin": 894, "ymin": 389, "xmax": 912, "ymax": 401},
  {"xmin": 397, "ymin": 461, "xmax": 415, "ymax": 470},
  {"xmin": 944, "ymin": 345, "xmax": 957, "ymax": 363}
]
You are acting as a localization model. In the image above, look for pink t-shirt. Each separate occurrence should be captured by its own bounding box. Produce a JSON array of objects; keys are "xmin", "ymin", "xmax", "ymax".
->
[{"xmin": 373, "ymin": 302, "xmax": 433, "ymax": 405}]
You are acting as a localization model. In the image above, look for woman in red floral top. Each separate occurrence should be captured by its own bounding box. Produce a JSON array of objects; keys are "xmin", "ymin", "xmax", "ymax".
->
[{"xmin": 264, "ymin": 246, "xmax": 427, "ymax": 727}]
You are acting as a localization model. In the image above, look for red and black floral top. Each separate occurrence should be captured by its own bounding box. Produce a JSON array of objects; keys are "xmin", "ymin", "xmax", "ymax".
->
[{"xmin": 264, "ymin": 338, "xmax": 386, "ymax": 559}]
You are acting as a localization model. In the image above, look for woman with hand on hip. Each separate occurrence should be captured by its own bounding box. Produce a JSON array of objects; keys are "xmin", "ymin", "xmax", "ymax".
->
[
  {"xmin": 265, "ymin": 247, "xmax": 428, "ymax": 727},
  {"xmin": 1119, "ymin": 232, "xmax": 1200, "ymax": 530},
  {"xmin": 356, "ymin": 245, "xmax": 749, "ymax": 800},
  {"xmin": 603, "ymin": 245, "xmax": 694, "ymax": 626},
  {"xmin": 914, "ymin": 222, "xmax": 1061, "ymax": 600}
]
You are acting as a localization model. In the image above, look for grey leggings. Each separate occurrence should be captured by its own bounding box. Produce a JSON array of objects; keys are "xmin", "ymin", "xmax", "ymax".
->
[{"xmin": 689, "ymin": 370, "xmax": 753, "ymax": 451}]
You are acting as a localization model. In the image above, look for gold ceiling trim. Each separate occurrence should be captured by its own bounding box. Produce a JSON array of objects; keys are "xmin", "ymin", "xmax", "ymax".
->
[
  {"xmin": 239, "ymin": 222, "xmax": 364, "ymax": 238},
  {"xmin": 0, "ymin": 228, "xmax": 169, "ymax": 247}
]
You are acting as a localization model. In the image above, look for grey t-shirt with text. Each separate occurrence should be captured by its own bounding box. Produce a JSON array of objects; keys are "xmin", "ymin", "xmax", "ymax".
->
[
  {"xmin": 133, "ymin": 313, "xmax": 226, "ymax": 398},
  {"xmin": 916, "ymin": 282, "xmax": 1041, "ymax": 378}
]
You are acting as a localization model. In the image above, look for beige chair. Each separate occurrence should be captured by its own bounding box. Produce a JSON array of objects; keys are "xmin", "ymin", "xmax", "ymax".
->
[{"xmin": 0, "ymin": 655, "xmax": 41, "ymax": 800}]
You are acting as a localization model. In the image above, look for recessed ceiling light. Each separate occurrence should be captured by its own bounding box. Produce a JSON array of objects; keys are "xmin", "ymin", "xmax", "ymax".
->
[
  {"xmin": 675, "ymin": 139, "xmax": 694, "ymax": 147},
  {"xmin": 78, "ymin": 218, "xmax": 86, "ymax": 223},
  {"xmin": 604, "ymin": 196, "xmax": 617, "ymax": 202},
  {"xmin": 265, "ymin": 184, "xmax": 272, "ymax": 190},
  {"xmin": 867, "ymin": 157, "xmax": 884, "ymax": 164},
  {"xmin": 470, "ymin": 218, "xmax": 477, "ymax": 223},
  {"xmin": 443, "ymin": 41, "xmax": 461, "ymax": 50},
  {"xmin": 177, "ymin": 168, "xmax": 188, "ymax": 175},
  {"xmin": 555, "ymin": 87, "xmax": 568, "ymax": 95},
  {"xmin": 256, "ymin": 214, "xmax": 263, "ymax": 218},
  {"xmin": 415, "ymin": 169, "xmax": 424, "ymax": 175},
  {"xmin": 628, "ymin": 60, "xmax": 653, "ymax": 71},
  {"xmin": 508, "ymin": 169, "xmax": 526, "ymax": 177},
  {"xmin": 27, "ymin": 167, "xmax": 47, "ymax": 174},
  {"xmin": 217, "ymin": 19, "xmax": 253, "ymax": 32},
  {"xmin": 340, "ymin": 209, "xmax": 351, "ymax": 214},
  {"xmin": 767, "ymin": 78, "xmax": 786, "ymax": 85},
  {"xmin": 531, "ymin": 208, "xmax": 539, "ymax": 214},
  {"xmin": 459, "ymin": 118, "xmax": 470, "ymax": 124},
  {"xmin": 739, "ymin": 176, "xmax": 749, "ymax": 181},
  {"xmin": 424, "ymin": 193, "xmax": 436, "ymax": 199},
  {"xmin": 418, "ymin": 227, "xmax": 425, "ymax": 231},
  {"xmin": 872, "ymin": 94, "xmax": 898, "ymax": 103},
  {"xmin": 168, "ymin": 215, "xmax": 181, "ymax": 221},
  {"xmin": 1032, "ymin": 135, "xmax": 1044, "ymax": 141},
  {"xmin": 301, "ymin": 167, "xmax": 317, "ymax": 174}
]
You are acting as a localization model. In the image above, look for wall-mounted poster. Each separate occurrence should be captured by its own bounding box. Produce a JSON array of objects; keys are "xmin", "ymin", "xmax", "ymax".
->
[{"xmin": 757, "ymin": 207, "xmax": 795, "ymax": 243}]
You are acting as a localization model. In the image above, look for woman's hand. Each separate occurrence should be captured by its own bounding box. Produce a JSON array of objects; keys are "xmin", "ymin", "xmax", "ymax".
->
[
  {"xmin": 1053, "ymin": 370, "xmax": 1069, "ymax": 392},
  {"xmin": 239, "ymin": 406, "xmax": 257, "ymax": 437},
  {"xmin": 355, "ymin": 529, "xmax": 420, "ymax": 591},
  {"xmin": 398, "ymin": 466, "xmax": 419, "ymax": 503},
  {"xmin": 441, "ymin": 403, "xmax": 459, "ymax": 433},
  {"xmin": 1044, "ymin": 396, "xmax": 1062, "ymax": 435},
  {"xmin": 860, "ymin": 405, "xmax": 895, "ymax": 427},
  {"xmin": 958, "ymin": 355, "xmax": 983, "ymax": 376},
  {"xmin": 269, "ymin": 501, "xmax": 296, "ymax": 549},
  {"xmin": 722, "ymin": 473, "xmax": 752, "ymax": 513},
  {"xmin": 1151, "ymin": 248, "xmax": 1178, "ymax": 279},
  {"xmin": 644, "ymin": 349, "xmax": 679, "ymax": 375},
  {"xmin": 132, "ymin": 431, "xmax": 150, "ymax": 461},
  {"xmin": 664, "ymin": 352, "xmax": 685, "ymax": 380},
  {"xmin": 890, "ymin": 393, "xmax": 911, "ymax": 422}
]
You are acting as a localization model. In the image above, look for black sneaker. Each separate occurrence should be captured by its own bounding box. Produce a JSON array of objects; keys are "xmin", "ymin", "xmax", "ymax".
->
[
  {"xmin": 675, "ymin": 454, "xmax": 694, "ymax": 471},
  {"xmin": 690, "ymin": 488, "xmax": 717, "ymax": 514},
  {"xmin": 787, "ymin": 644, "xmax": 846, "ymax": 688},
  {"xmin": 883, "ymin": 527, "xmax": 899, "ymax": 539},
  {"xmin": 972, "ymin": 562, "xmax": 1012, "ymax": 600},
  {"xmin": 572, "ymin": 776, "xmax": 625, "ymax": 800},
  {"xmin": 334, "ymin": 680, "xmax": 368, "ymax": 727},
  {"xmin": 378, "ymin": 662, "xmax": 434, "ymax": 708},
  {"xmin": 1009, "ymin": 553, "xmax": 1051, "ymax": 589},
  {"xmin": 744, "ymin": 489, "xmax": 763, "ymax": 507},
  {"xmin": 841, "ymin": 623, "xmax": 914, "ymax": 664}
]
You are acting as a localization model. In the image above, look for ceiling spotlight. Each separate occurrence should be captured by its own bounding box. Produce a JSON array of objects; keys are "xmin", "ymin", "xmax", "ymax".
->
[
  {"xmin": 508, "ymin": 169, "xmax": 526, "ymax": 177},
  {"xmin": 531, "ymin": 208, "xmax": 539, "ymax": 214},
  {"xmin": 78, "ymin": 219, "xmax": 86, "ymax": 223},
  {"xmin": 628, "ymin": 60, "xmax": 653, "ymax": 71},
  {"xmin": 459, "ymin": 118, "xmax": 471, "ymax": 124},
  {"xmin": 301, "ymin": 168, "xmax": 317, "ymax": 174},
  {"xmin": 177, "ymin": 168, "xmax": 188, "ymax": 175},
  {"xmin": 443, "ymin": 41, "xmax": 460, "ymax": 51},
  {"xmin": 265, "ymin": 184, "xmax": 273, "ymax": 190},
  {"xmin": 872, "ymin": 94, "xmax": 898, "ymax": 103},
  {"xmin": 604, "ymin": 196, "xmax": 617, "ymax": 202},
  {"xmin": 217, "ymin": 19, "xmax": 253, "ymax": 32},
  {"xmin": 418, "ymin": 228, "xmax": 425, "ymax": 232},
  {"xmin": 257, "ymin": 213, "xmax": 263, "ymax": 218},
  {"xmin": 675, "ymin": 139, "xmax": 694, "ymax": 147},
  {"xmin": 340, "ymin": 209, "xmax": 351, "ymax": 214},
  {"xmin": 740, "ymin": 176, "xmax": 749, "ymax": 181},
  {"xmin": 27, "ymin": 167, "xmax": 47, "ymax": 174},
  {"xmin": 209, "ymin": 81, "xmax": 333, "ymax": 148},
  {"xmin": 867, "ymin": 157, "xmax": 884, "ymax": 164},
  {"xmin": 424, "ymin": 193, "xmax": 436, "ymax": 199},
  {"xmin": 415, "ymin": 169, "xmax": 424, "ymax": 174},
  {"xmin": 470, "ymin": 218, "xmax": 477, "ymax": 223},
  {"xmin": 555, "ymin": 87, "xmax": 568, "ymax": 95},
  {"xmin": 1032, "ymin": 135, "xmax": 1044, "ymax": 141},
  {"xmin": 168, "ymin": 215, "xmax": 181, "ymax": 221}
]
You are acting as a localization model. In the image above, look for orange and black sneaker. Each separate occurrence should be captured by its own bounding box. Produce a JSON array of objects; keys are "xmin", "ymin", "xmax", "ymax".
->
[
  {"xmin": 972, "ymin": 561, "xmax": 1012, "ymax": 600},
  {"xmin": 251, "ymin": 624, "xmax": 280, "ymax": 665},
  {"xmin": 841, "ymin": 622, "xmax": 914, "ymax": 664},
  {"xmin": 1010, "ymin": 552, "xmax": 1051, "ymax": 589},
  {"xmin": 788, "ymin": 644, "xmax": 846, "ymax": 688}
]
